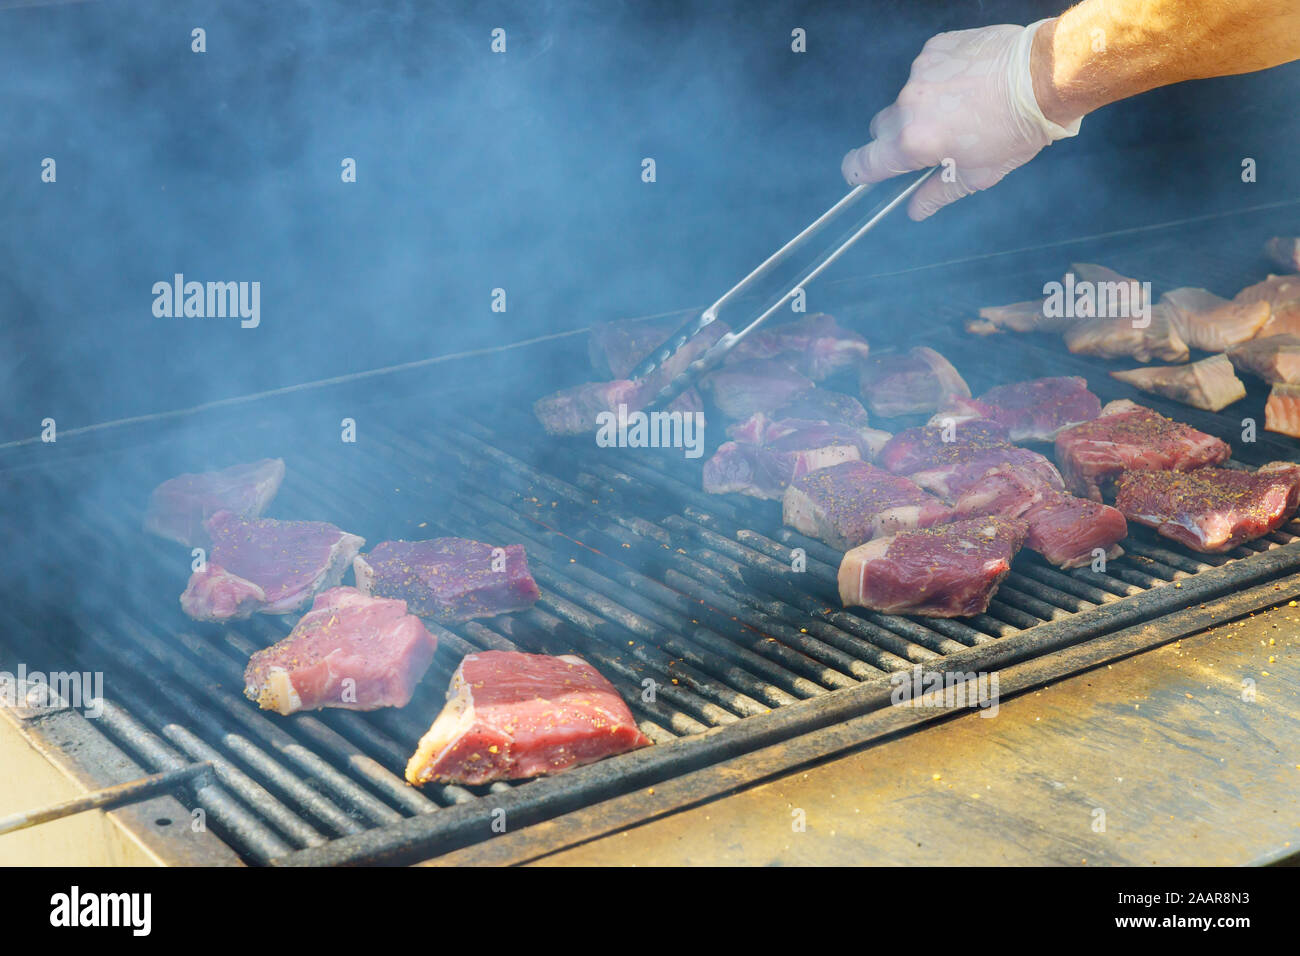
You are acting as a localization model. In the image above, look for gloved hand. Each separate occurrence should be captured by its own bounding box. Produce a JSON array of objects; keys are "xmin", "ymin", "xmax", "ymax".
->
[{"xmin": 842, "ymin": 20, "xmax": 1083, "ymax": 221}]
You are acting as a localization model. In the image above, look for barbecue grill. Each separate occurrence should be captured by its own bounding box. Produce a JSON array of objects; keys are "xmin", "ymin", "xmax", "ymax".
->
[{"xmin": 4, "ymin": 199, "xmax": 1299, "ymax": 866}]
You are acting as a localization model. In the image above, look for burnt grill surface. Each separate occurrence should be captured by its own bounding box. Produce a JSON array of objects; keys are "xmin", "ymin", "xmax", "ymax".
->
[{"xmin": 4, "ymin": 204, "xmax": 1300, "ymax": 865}]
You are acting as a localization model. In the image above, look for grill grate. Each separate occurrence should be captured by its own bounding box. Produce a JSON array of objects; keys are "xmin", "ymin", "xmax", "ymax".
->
[{"xmin": 4, "ymin": 203, "xmax": 1300, "ymax": 865}]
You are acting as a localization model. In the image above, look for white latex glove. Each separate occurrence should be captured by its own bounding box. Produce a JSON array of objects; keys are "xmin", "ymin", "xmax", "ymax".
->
[{"xmin": 842, "ymin": 20, "xmax": 1083, "ymax": 221}]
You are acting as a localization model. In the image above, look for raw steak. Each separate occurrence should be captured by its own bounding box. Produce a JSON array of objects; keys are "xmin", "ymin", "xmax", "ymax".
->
[
  {"xmin": 1227, "ymin": 334, "xmax": 1300, "ymax": 384},
  {"xmin": 1054, "ymin": 400, "xmax": 1231, "ymax": 501},
  {"xmin": 782, "ymin": 460, "xmax": 954, "ymax": 550},
  {"xmin": 858, "ymin": 347, "xmax": 970, "ymax": 418},
  {"xmin": 1110, "ymin": 354, "xmax": 1245, "ymax": 412},
  {"xmin": 700, "ymin": 358, "xmax": 815, "ymax": 419},
  {"xmin": 405, "ymin": 651, "xmax": 651, "ymax": 785},
  {"xmin": 728, "ymin": 313, "xmax": 870, "ymax": 380},
  {"xmin": 837, "ymin": 516, "xmax": 1028, "ymax": 617},
  {"xmin": 704, "ymin": 419, "xmax": 869, "ymax": 500},
  {"xmin": 1235, "ymin": 274, "xmax": 1300, "ymax": 338},
  {"xmin": 876, "ymin": 420, "xmax": 1011, "ymax": 475},
  {"xmin": 533, "ymin": 379, "xmax": 702, "ymax": 437},
  {"xmin": 1265, "ymin": 383, "xmax": 1300, "ymax": 438},
  {"xmin": 1160, "ymin": 287, "xmax": 1271, "ymax": 351},
  {"xmin": 931, "ymin": 376, "xmax": 1101, "ymax": 442},
  {"xmin": 906, "ymin": 443, "xmax": 1065, "ymax": 502},
  {"xmin": 180, "ymin": 511, "xmax": 364, "ymax": 621},
  {"xmin": 354, "ymin": 538, "xmax": 541, "ymax": 622},
  {"xmin": 144, "ymin": 458, "xmax": 285, "ymax": 547},
  {"xmin": 586, "ymin": 313, "xmax": 725, "ymax": 417},
  {"xmin": 774, "ymin": 389, "xmax": 873, "ymax": 429},
  {"xmin": 953, "ymin": 467, "xmax": 1126, "ymax": 569},
  {"xmin": 1114, "ymin": 463, "xmax": 1300, "ymax": 552},
  {"xmin": 1064, "ymin": 302, "xmax": 1189, "ymax": 364},
  {"xmin": 1265, "ymin": 238, "xmax": 1300, "ymax": 273},
  {"xmin": 243, "ymin": 587, "xmax": 437, "ymax": 715}
]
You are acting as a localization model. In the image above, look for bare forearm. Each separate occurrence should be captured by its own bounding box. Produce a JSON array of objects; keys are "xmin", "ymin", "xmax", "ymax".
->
[{"xmin": 1034, "ymin": 0, "xmax": 1300, "ymax": 124}]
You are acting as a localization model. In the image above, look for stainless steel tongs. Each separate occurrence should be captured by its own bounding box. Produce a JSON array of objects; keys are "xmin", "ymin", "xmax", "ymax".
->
[{"xmin": 627, "ymin": 166, "xmax": 936, "ymax": 410}]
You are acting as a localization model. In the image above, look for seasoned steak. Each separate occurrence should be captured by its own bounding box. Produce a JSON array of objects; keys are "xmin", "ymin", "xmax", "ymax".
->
[
  {"xmin": 180, "ymin": 511, "xmax": 364, "ymax": 621},
  {"xmin": 876, "ymin": 421, "xmax": 1011, "ymax": 475},
  {"xmin": 728, "ymin": 313, "xmax": 870, "ymax": 381},
  {"xmin": 405, "ymin": 651, "xmax": 651, "ymax": 786},
  {"xmin": 858, "ymin": 346, "xmax": 970, "ymax": 418},
  {"xmin": 700, "ymin": 358, "xmax": 815, "ymax": 419},
  {"xmin": 1114, "ymin": 464, "xmax": 1300, "ymax": 552},
  {"xmin": 354, "ymin": 538, "xmax": 540, "ymax": 622},
  {"xmin": 1054, "ymin": 400, "xmax": 1231, "ymax": 501},
  {"xmin": 933, "ymin": 376, "xmax": 1101, "ymax": 442},
  {"xmin": 837, "ymin": 516, "xmax": 1028, "ymax": 617},
  {"xmin": 782, "ymin": 460, "xmax": 953, "ymax": 551},
  {"xmin": 144, "ymin": 458, "xmax": 285, "ymax": 547},
  {"xmin": 243, "ymin": 587, "xmax": 437, "ymax": 715}
]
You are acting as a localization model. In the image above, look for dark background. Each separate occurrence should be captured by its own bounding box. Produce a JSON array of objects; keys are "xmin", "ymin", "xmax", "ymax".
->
[{"xmin": 2, "ymin": 0, "xmax": 1297, "ymax": 442}]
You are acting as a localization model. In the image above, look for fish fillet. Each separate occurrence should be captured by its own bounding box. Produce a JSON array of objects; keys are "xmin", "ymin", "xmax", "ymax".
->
[
  {"xmin": 1110, "ymin": 354, "xmax": 1246, "ymax": 412},
  {"xmin": 1227, "ymin": 334, "xmax": 1300, "ymax": 384},
  {"xmin": 1160, "ymin": 287, "xmax": 1271, "ymax": 351},
  {"xmin": 1265, "ymin": 383, "xmax": 1300, "ymax": 438},
  {"xmin": 1235, "ymin": 274, "xmax": 1300, "ymax": 339},
  {"xmin": 1064, "ymin": 302, "xmax": 1189, "ymax": 363}
]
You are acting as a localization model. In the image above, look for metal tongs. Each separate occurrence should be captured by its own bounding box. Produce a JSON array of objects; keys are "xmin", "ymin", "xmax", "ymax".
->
[{"xmin": 628, "ymin": 166, "xmax": 936, "ymax": 410}]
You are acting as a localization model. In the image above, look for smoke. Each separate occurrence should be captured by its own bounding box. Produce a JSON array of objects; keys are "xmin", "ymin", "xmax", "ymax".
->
[{"xmin": 0, "ymin": 0, "xmax": 1297, "ymax": 443}]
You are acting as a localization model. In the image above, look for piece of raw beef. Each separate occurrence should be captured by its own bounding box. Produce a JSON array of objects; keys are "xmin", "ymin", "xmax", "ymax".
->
[
  {"xmin": 243, "ymin": 587, "xmax": 437, "ymax": 715},
  {"xmin": 1054, "ymin": 400, "xmax": 1231, "ymax": 501},
  {"xmin": 144, "ymin": 458, "xmax": 285, "ymax": 547},
  {"xmin": 931, "ymin": 376, "xmax": 1101, "ymax": 442},
  {"xmin": 405, "ymin": 651, "xmax": 651, "ymax": 785},
  {"xmin": 180, "ymin": 511, "xmax": 365, "ymax": 621},
  {"xmin": 704, "ymin": 419, "xmax": 867, "ymax": 500},
  {"xmin": 782, "ymin": 460, "xmax": 954, "ymax": 550},
  {"xmin": 700, "ymin": 358, "xmax": 816, "ymax": 420},
  {"xmin": 1114, "ymin": 463, "xmax": 1300, "ymax": 552},
  {"xmin": 837, "ymin": 516, "xmax": 1028, "ymax": 617},
  {"xmin": 354, "ymin": 538, "xmax": 541, "ymax": 622},
  {"xmin": 858, "ymin": 347, "xmax": 970, "ymax": 417},
  {"xmin": 727, "ymin": 313, "xmax": 871, "ymax": 380},
  {"xmin": 876, "ymin": 421, "xmax": 1011, "ymax": 475}
]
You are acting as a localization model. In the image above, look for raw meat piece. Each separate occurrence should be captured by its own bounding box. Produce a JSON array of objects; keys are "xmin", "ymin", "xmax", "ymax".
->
[
  {"xmin": 1265, "ymin": 383, "xmax": 1300, "ymax": 438},
  {"xmin": 1160, "ymin": 287, "xmax": 1271, "ymax": 351},
  {"xmin": 1054, "ymin": 400, "xmax": 1231, "ymax": 501},
  {"xmin": 703, "ymin": 417, "xmax": 878, "ymax": 500},
  {"xmin": 242, "ymin": 587, "xmax": 437, "ymax": 715},
  {"xmin": 782, "ymin": 460, "xmax": 954, "ymax": 550},
  {"xmin": 858, "ymin": 347, "xmax": 970, "ymax": 417},
  {"xmin": 1110, "ymin": 354, "xmax": 1246, "ymax": 412},
  {"xmin": 931, "ymin": 376, "xmax": 1101, "ymax": 443},
  {"xmin": 586, "ymin": 313, "xmax": 724, "ymax": 417},
  {"xmin": 1114, "ymin": 464, "xmax": 1300, "ymax": 552},
  {"xmin": 144, "ymin": 458, "xmax": 285, "ymax": 547},
  {"xmin": 1265, "ymin": 237, "xmax": 1300, "ymax": 273},
  {"xmin": 405, "ymin": 651, "xmax": 651, "ymax": 785},
  {"xmin": 1235, "ymin": 274, "xmax": 1300, "ymax": 338},
  {"xmin": 354, "ymin": 538, "xmax": 540, "ymax": 622},
  {"xmin": 837, "ymin": 516, "xmax": 1028, "ymax": 617},
  {"xmin": 774, "ymin": 389, "xmax": 872, "ymax": 429},
  {"xmin": 1068, "ymin": 263, "xmax": 1152, "ymax": 310},
  {"xmin": 532, "ymin": 380, "xmax": 702, "ymax": 437},
  {"xmin": 968, "ymin": 298, "xmax": 1070, "ymax": 335},
  {"xmin": 906, "ymin": 443, "xmax": 1065, "ymax": 501},
  {"xmin": 876, "ymin": 421, "xmax": 1011, "ymax": 475},
  {"xmin": 179, "ymin": 564, "xmax": 266, "ymax": 621},
  {"xmin": 953, "ymin": 468, "xmax": 1126, "ymax": 569},
  {"xmin": 1021, "ymin": 494, "xmax": 1128, "ymax": 568},
  {"xmin": 700, "ymin": 358, "xmax": 815, "ymax": 419},
  {"xmin": 1064, "ymin": 302, "xmax": 1189, "ymax": 363},
  {"xmin": 1227, "ymin": 334, "xmax": 1300, "ymax": 384},
  {"xmin": 180, "ymin": 511, "xmax": 364, "ymax": 621},
  {"xmin": 728, "ymin": 313, "xmax": 870, "ymax": 380}
]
